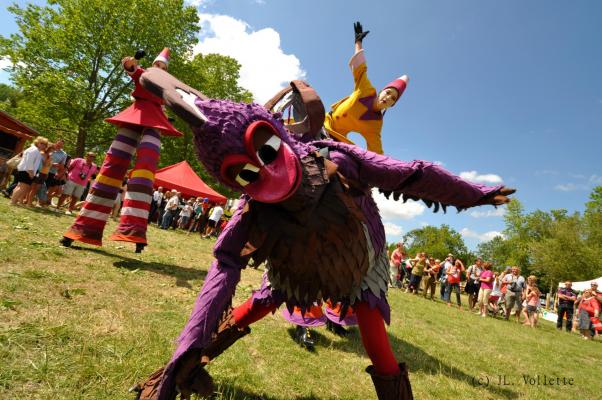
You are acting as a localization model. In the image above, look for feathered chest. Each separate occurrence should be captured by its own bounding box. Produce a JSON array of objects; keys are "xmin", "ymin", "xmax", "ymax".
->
[{"xmin": 241, "ymin": 152, "xmax": 370, "ymax": 304}]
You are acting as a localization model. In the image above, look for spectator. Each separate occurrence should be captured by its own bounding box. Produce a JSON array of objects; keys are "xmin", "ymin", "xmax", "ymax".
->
[
  {"xmin": 489, "ymin": 272, "xmax": 503, "ymax": 316},
  {"xmin": 26, "ymin": 142, "xmax": 54, "ymax": 206},
  {"xmin": 112, "ymin": 180, "xmax": 127, "ymax": 219},
  {"xmin": 203, "ymin": 203, "xmax": 224, "ymax": 238},
  {"xmin": 149, "ymin": 186, "xmax": 164, "ymax": 223},
  {"xmin": 477, "ymin": 262, "xmax": 494, "ymax": 317},
  {"xmin": 407, "ymin": 252, "xmax": 427, "ymax": 294},
  {"xmin": 389, "ymin": 242, "xmax": 405, "ymax": 288},
  {"xmin": 57, "ymin": 152, "xmax": 98, "ymax": 215},
  {"xmin": 465, "ymin": 257, "xmax": 483, "ymax": 311},
  {"xmin": 46, "ymin": 139, "xmax": 68, "ymax": 201},
  {"xmin": 440, "ymin": 254, "xmax": 454, "ymax": 300},
  {"xmin": 576, "ymin": 289, "xmax": 600, "ymax": 340},
  {"xmin": 157, "ymin": 190, "xmax": 170, "ymax": 226},
  {"xmin": 11, "ymin": 136, "xmax": 48, "ymax": 206},
  {"xmin": 503, "ymin": 266, "xmax": 526, "ymax": 322},
  {"xmin": 556, "ymin": 281, "xmax": 577, "ymax": 332},
  {"xmin": 444, "ymin": 256, "xmax": 464, "ymax": 309},
  {"xmin": 524, "ymin": 275, "xmax": 541, "ymax": 328},
  {"xmin": 161, "ymin": 190, "xmax": 179, "ymax": 229},
  {"xmin": 423, "ymin": 258, "xmax": 440, "ymax": 300},
  {"xmin": 591, "ymin": 282, "xmax": 602, "ymax": 304},
  {"xmin": 188, "ymin": 197, "xmax": 205, "ymax": 234},
  {"xmin": 179, "ymin": 200, "xmax": 193, "ymax": 229}
]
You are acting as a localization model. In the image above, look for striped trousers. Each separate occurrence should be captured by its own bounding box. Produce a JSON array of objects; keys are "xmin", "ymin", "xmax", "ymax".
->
[{"xmin": 64, "ymin": 127, "xmax": 160, "ymax": 246}]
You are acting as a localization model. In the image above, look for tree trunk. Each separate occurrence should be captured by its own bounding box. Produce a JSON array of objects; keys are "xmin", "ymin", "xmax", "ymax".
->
[{"xmin": 75, "ymin": 112, "xmax": 94, "ymax": 157}]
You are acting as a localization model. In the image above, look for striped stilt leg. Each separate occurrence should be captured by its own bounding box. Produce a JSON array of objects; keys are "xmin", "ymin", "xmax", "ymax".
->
[
  {"xmin": 63, "ymin": 127, "xmax": 141, "ymax": 246},
  {"xmin": 110, "ymin": 128, "xmax": 161, "ymax": 245}
]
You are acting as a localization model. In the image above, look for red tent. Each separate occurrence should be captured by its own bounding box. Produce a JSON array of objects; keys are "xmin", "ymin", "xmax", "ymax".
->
[{"xmin": 153, "ymin": 161, "xmax": 227, "ymax": 203}]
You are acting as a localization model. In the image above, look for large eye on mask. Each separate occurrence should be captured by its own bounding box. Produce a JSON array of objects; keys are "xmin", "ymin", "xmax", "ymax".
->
[
  {"xmin": 252, "ymin": 125, "xmax": 281, "ymax": 166},
  {"xmin": 228, "ymin": 163, "xmax": 260, "ymax": 187}
]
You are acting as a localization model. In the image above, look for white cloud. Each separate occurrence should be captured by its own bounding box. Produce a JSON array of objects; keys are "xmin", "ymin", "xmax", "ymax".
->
[
  {"xmin": 372, "ymin": 188, "xmax": 425, "ymax": 220},
  {"xmin": 469, "ymin": 207, "xmax": 506, "ymax": 218},
  {"xmin": 0, "ymin": 57, "xmax": 12, "ymax": 70},
  {"xmin": 554, "ymin": 183, "xmax": 589, "ymax": 192},
  {"xmin": 194, "ymin": 13, "xmax": 305, "ymax": 103},
  {"xmin": 460, "ymin": 228, "xmax": 504, "ymax": 243},
  {"xmin": 459, "ymin": 170, "xmax": 503, "ymax": 184},
  {"xmin": 590, "ymin": 175, "xmax": 602, "ymax": 185},
  {"xmin": 433, "ymin": 160, "xmax": 446, "ymax": 167},
  {"xmin": 383, "ymin": 222, "xmax": 403, "ymax": 237},
  {"xmin": 185, "ymin": 0, "xmax": 212, "ymax": 7}
]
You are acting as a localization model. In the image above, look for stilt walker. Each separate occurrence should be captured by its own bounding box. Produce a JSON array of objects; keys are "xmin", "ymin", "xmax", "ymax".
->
[{"xmin": 61, "ymin": 48, "xmax": 182, "ymax": 251}]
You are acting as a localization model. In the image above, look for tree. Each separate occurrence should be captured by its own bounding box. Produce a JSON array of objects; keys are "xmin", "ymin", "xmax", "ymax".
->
[
  {"xmin": 476, "ymin": 235, "xmax": 514, "ymax": 268},
  {"xmin": 0, "ymin": 0, "xmax": 199, "ymax": 156},
  {"xmin": 0, "ymin": 83, "xmax": 22, "ymax": 109},
  {"xmin": 403, "ymin": 225, "xmax": 469, "ymax": 262}
]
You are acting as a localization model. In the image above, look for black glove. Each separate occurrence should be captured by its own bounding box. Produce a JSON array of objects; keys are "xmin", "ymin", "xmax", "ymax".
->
[
  {"xmin": 354, "ymin": 21, "xmax": 369, "ymax": 43},
  {"xmin": 134, "ymin": 49, "xmax": 146, "ymax": 60}
]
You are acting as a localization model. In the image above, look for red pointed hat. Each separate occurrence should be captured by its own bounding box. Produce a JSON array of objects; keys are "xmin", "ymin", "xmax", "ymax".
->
[
  {"xmin": 153, "ymin": 47, "xmax": 171, "ymax": 66},
  {"xmin": 384, "ymin": 75, "xmax": 409, "ymax": 105}
]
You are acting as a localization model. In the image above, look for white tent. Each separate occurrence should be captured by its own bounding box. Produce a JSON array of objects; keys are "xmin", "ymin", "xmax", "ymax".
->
[{"xmin": 558, "ymin": 277, "xmax": 602, "ymax": 292}]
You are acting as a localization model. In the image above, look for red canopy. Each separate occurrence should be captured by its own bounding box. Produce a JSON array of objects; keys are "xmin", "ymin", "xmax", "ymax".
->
[{"xmin": 153, "ymin": 161, "xmax": 227, "ymax": 203}]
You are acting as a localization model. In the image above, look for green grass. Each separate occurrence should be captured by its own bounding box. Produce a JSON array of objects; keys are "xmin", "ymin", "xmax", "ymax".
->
[{"xmin": 0, "ymin": 197, "xmax": 600, "ymax": 399}]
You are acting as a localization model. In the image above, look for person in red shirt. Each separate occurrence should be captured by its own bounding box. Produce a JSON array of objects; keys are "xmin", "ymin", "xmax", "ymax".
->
[{"xmin": 577, "ymin": 289, "xmax": 600, "ymax": 340}]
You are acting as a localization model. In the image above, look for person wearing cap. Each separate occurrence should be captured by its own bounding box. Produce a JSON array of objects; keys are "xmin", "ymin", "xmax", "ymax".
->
[
  {"xmin": 323, "ymin": 21, "xmax": 409, "ymax": 155},
  {"xmin": 56, "ymin": 151, "xmax": 97, "ymax": 215},
  {"xmin": 61, "ymin": 48, "xmax": 182, "ymax": 252},
  {"xmin": 592, "ymin": 282, "xmax": 602, "ymax": 304},
  {"xmin": 556, "ymin": 281, "xmax": 577, "ymax": 332}
]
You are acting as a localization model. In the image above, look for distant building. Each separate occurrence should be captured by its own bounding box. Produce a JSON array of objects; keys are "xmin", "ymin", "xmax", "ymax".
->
[{"xmin": 0, "ymin": 110, "xmax": 38, "ymax": 161}]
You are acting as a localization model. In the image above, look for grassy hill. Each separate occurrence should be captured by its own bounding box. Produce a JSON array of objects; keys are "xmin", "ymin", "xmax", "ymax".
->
[{"xmin": 1, "ymin": 197, "xmax": 600, "ymax": 400}]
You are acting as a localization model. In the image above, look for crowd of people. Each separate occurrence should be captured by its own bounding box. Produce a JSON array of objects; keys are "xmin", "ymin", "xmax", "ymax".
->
[
  {"xmin": 388, "ymin": 242, "xmax": 602, "ymax": 338},
  {"xmin": 147, "ymin": 186, "xmax": 229, "ymax": 237},
  {"xmin": 1, "ymin": 136, "xmax": 232, "ymax": 239},
  {"xmin": 2, "ymin": 136, "xmax": 98, "ymax": 213}
]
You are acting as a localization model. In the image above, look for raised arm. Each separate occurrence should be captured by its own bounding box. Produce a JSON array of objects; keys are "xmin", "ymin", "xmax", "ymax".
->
[{"xmin": 319, "ymin": 140, "xmax": 515, "ymax": 211}]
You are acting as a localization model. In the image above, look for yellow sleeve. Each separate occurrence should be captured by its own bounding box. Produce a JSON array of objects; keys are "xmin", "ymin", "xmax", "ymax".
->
[{"xmin": 363, "ymin": 131, "xmax": 384, "ymax": 155}]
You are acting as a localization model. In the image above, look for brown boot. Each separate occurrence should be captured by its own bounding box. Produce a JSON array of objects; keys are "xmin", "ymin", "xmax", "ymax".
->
[{"xmin": 366, "ymin": 363, "xmax": 414, "ymax": 400}]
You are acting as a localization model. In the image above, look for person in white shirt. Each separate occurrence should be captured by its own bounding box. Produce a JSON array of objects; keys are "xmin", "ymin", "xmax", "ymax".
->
[
  {"xmin": 149, "ymin": 186, "xmax": 163, "ymax": 223},
  {"xmin": 178, "ymin": 200, "xmax": 194, "ymax": 229},
  {"xmin": 202, "ymin": 204, "xmax": 224, "ymax": 238},
  {"xmin": 11, "ymin": 136, "xmax": 48, "ymax": 206},
  {"xmin": 160, "ymin": 190, "xmax": 179, "ymax": 229}
]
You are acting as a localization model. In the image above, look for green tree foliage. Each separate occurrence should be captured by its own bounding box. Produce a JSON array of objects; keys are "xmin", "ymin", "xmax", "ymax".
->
[
  {"xmin": 477, "ymin": 187, "xmax": 602, "ymax": 292},
  {"xmin": 0, "ymin": 0, "xmax": 199, "ymax": 156},
  {"xmin": 403, "ymin": 225, "xmax": 470, "ymax": 262},
  {"xmin": 162, "ymin": 53, "xmax": 253, "ymax": 198},
  {"xmin": 0, "ymin": 83, "xmax": 22, "ymax": 109}
]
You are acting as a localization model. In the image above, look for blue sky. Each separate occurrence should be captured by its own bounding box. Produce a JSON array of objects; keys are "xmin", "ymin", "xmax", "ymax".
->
[{"xmin": 1, "ymin": 0, "xmax": 601, "ymax": 250}]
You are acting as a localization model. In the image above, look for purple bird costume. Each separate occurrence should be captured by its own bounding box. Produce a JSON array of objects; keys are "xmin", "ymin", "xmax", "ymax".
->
[{"xmin": 129, "ymin": 68, "xmax": 512, "ymax": 400}]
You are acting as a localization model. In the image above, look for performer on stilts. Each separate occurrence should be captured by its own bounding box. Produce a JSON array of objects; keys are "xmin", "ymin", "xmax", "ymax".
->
[
  {"xmin": 129, "ymin": 68, "xmax": 516, "ymax": 400},
  {"xmin": 324, "ymin": 21, "xmax": 408, "ymax": 155},
  {"xmin": 60, "ymin": 48, "xmax": 182, "ymax": 252},
  {"xmin": 284, "ymin": 21, "xmax": 411, "ymax": 344}
]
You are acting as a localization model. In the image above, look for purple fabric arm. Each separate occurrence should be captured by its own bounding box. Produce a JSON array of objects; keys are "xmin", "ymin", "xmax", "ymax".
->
[
  {"xmin": 157, "ymin": 198, "xmax": 252, "ymax": 399},
  {"xmin": 315, "ymin": 140, "xmax": 502, "ymax": 209},
  {"xmin": 158, "ymin": 263, "xmax": 240, "ymax": 399}
]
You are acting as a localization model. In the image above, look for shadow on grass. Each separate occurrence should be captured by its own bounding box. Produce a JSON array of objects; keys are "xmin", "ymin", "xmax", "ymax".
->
[
  {"xmin": 214, "ymin": 382, "xmax": 321, "ymax": 400},
  {"xmin": 73, "ymin": 246, "xmax": 207, "ymax": 288},
  {"xmin": 328, "ymin": 331, "xmax": 518, "ymax": 399}
]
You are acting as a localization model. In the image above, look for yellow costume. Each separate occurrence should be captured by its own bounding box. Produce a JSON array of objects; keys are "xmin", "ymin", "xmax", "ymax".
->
[{"xmin": 324, "ymin": 50, "xmax": 385, "ymax": 154}]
